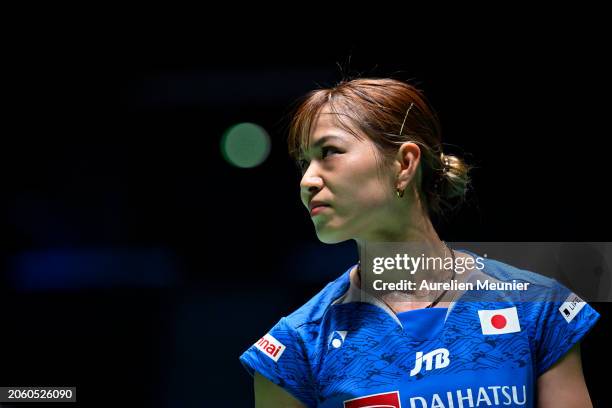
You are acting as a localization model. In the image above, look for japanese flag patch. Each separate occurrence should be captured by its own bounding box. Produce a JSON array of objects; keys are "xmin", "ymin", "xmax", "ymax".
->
[{"xmin": 478, "ymin": 306, "xmax": 521, "ymax": 335}]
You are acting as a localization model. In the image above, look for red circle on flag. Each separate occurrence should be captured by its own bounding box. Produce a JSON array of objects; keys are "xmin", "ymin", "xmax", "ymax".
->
[{"xmin": 491, "ymin": 314, "xmax": 507, "ymax": 329}]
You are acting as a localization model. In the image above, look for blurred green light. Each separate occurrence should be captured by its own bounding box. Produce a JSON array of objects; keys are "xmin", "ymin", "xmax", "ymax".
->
[{"xmin": 220, "ymin": 122, "xmax": 271, "ymax": 168}]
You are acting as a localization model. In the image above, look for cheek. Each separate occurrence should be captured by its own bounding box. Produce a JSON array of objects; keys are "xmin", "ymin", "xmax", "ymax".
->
[
  {"xmin": 335, "ymin": 161, "xmax": 392, "ymax": 213},
  {"xmin": 353, "ymin": 181, "xmax": 391, "ymax": 211}
]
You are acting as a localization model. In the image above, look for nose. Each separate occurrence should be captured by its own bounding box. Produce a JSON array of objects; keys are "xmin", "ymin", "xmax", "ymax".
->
[
  {"xmin": 300, "ymin": 167, "xmax": 324, "ymax": 203},
  {"xmin": 301, "ymin": 176, "xmax": 323, "ymax": 193}
]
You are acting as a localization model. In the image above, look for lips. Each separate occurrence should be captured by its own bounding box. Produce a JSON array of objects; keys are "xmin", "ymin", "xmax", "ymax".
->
[
  {"xmin": 310, "ymin": 205, "xmax": 330, "ymax": 216},
  {"xmin": 308, "ymin": 200, "xmax": 329, "ymax": 211},
  {"xmin": 309, "ymin": 200, "xmax": 331, "ymax": 216}
]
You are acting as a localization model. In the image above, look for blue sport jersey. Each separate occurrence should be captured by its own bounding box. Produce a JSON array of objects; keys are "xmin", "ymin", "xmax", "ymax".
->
[{"xmin": 239, "ymin": 250, "xmax": 600, "ymax": 407}]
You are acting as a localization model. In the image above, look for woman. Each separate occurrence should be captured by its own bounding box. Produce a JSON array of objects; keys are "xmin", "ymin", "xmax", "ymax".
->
[{"xmin": 239, "ymin": 78, "xmax": 599, "ymax": 407}]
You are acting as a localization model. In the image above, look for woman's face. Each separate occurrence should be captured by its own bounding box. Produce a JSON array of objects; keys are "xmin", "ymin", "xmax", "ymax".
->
[{"xmin": 300, "ymin": 109, "xmax": 399, "ymax": 244}]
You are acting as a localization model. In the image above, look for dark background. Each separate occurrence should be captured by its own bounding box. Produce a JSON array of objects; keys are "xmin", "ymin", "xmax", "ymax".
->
[{"xmin": 2, "ymin": 11, "xmax": 610, "ymax": 407}]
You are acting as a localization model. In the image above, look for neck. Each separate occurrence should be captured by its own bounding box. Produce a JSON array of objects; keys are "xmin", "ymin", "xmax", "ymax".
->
[
  {"xmin": 354, "ymin": 209, "xmax": 449, "ymax": 275},
  {"xmin": 352, "ymin": 206, "xmax": 456, "ymax": 310}
]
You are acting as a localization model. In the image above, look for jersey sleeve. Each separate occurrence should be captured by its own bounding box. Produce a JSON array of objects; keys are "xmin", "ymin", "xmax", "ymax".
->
[
  {"xmin": 532, "ymin": 280, "xmax": 600, "ymax": 377},
  {"xmin": 239, "ymin": 317, "xmax": 316, "ymax": 407}
]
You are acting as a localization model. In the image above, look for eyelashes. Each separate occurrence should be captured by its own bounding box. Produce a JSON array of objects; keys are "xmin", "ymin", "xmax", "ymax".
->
[
  {"xmin": 297, "ymin": 146, "xmax": 342, "ymax": 173},
  {"xmin": 321, "ymin": 146, "xmax": 339, "ymax": 158}
]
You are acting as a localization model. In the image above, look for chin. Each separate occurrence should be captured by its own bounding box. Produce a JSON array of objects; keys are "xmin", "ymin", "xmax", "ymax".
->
[{"xmin": 315, "ymin": 228, "xmax": 350, "ymax": 245}]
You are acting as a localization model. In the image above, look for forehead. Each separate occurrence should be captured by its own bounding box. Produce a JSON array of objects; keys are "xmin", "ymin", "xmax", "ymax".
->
[
  {"xmin": 311, "ymin": 110, "xmax": 342, "ymax": 134},
  {"xmin": 304, "ymin": 110, "xmax": 353, "ymax": 150}
]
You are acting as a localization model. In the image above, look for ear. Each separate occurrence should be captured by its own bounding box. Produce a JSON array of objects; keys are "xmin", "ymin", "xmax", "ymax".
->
[{"xmin": 395, "ymin": 142, "xmax": 421, "ymax": 191}]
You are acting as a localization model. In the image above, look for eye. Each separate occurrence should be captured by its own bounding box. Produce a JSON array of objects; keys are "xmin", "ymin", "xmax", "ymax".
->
[{"xmin": 321, "ymin": 146, "xmax": 340, "ymax": 158}]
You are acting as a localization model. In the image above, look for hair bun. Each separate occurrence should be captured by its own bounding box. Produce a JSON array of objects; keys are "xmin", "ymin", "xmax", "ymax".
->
[{"xmin": 437, "ymin": 153, "xmax": 471, "ymax": 202}]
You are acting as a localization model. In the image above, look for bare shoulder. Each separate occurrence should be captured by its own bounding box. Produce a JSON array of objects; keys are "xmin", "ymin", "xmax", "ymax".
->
[
  {"xmin": 537, "ymin": 343, "xmax": 593, "ymax": 408},
  {"xmin": 254, "ymin": 372, "xmax": 307, "ymax": 408}
]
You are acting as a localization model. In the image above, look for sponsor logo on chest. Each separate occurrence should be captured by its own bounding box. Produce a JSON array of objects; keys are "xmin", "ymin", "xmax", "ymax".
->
[
  {"xmin": 410, "ymin": 348, "xmax": 451, "ymax": 376},
  {"xmin": 343, "ymin": 391, "xmax": 401, "ymax": 408}
]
